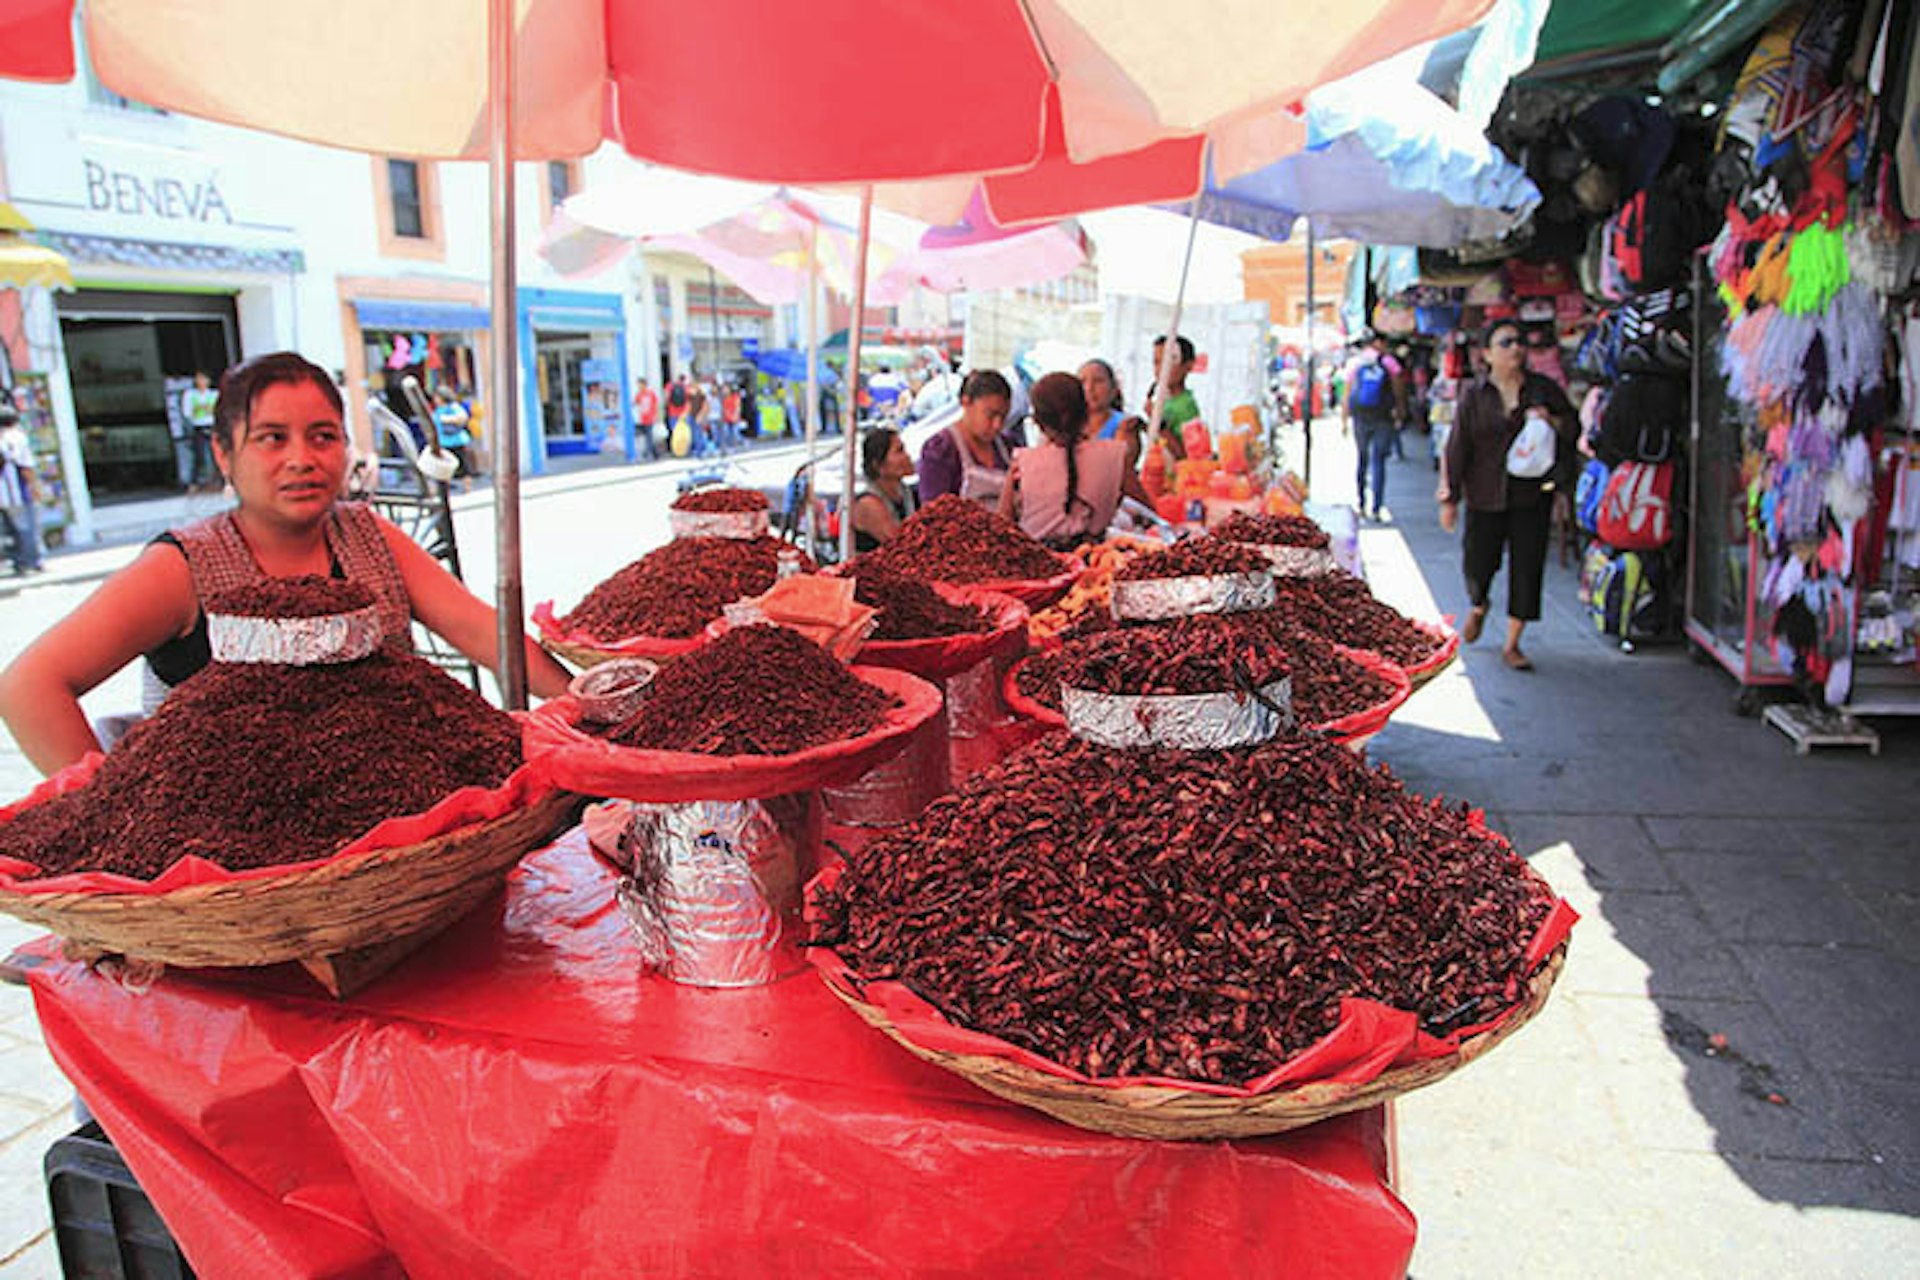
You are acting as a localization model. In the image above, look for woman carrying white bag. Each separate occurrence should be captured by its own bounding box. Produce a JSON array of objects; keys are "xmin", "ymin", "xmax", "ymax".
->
[{"xmin": 1438, "ymin": 319, "xmax": 1578, "ymax": 671}]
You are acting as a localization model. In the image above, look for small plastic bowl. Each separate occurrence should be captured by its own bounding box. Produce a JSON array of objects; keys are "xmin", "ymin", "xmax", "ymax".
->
[{"xmin": 569, "ymin": 658, "xmax": 659, "ymax": 725}]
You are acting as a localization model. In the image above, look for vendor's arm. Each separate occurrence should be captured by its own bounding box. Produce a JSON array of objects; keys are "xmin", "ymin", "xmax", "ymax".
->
[
  {"xmin": 996, "ymin": 460, "xmax": 1021, "ymax": 522},
  {"xmin": 1120, "ymin": 467, "xmax": 1152, "ymax": 509},
  {"xmin": 0, "ymin": 545, "xmax": 197, "ymax": 774},
  {"xmin": 915, "ymin": 431, "xmax": 959, "ymax": 503},
  {"xmin": 378, "ymin": 521, "xmax": 572, "ymax": 699},
  {"xmin": 851, "ymin": 492, "xmax": 898, "ymax": 546}
]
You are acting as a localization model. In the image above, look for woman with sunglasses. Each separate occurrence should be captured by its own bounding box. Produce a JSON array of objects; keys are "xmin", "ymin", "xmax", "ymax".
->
[{"xmin": 1439, "ymin": 320, "xmax": 1576, "ymax": 670}]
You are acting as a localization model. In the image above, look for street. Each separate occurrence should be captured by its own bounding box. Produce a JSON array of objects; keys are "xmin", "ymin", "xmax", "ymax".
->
[{"xmin": 0, "ymin": 424, "xmax": 1915, "ymax": 1276}]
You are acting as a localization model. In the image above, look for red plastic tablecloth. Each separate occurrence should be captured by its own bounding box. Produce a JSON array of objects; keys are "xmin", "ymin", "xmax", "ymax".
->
[{"xmin": 25, "ymin": 833, "xmax": 1416, "ymax": 1280}]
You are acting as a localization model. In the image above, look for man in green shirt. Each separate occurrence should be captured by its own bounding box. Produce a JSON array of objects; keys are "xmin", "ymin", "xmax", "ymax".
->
[{"xmin": 1149, "ymin": 334, "xmax": 1199, "ymax": 462}]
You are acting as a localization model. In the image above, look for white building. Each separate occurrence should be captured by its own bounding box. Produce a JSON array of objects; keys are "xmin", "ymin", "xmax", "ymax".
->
[{"xmin": 0, "ymin": 46, "xmax": 714, "ymax": 546}]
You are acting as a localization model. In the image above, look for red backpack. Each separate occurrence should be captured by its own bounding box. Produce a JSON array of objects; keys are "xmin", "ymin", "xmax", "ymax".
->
[{"xmin": 1595, "ymin": 460, "xmax": 1675, "ymax": 551}]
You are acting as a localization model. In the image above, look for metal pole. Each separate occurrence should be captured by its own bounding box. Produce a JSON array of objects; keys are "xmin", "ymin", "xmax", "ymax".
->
[
  {"xmin": 1302, "ymin": 219, "xmax": 1315, "ymax": 489},
  {"xmin": 487, "ymin": 0, "xmax": 527, "ymax": 709},
  {"xmin": 803, "ymin": 224, "xmax": 820, "ymax": 546},
  {"xmin": 839, "ymin": 186, "xmax": 873, "ymax": 563},
  {"xmin": 1146, "ymin": 164, "xmax": 1205, "ymax": 451},
  {"xmin": 706, "ymin": 264, "xmax": 721, "ymax": 376}
]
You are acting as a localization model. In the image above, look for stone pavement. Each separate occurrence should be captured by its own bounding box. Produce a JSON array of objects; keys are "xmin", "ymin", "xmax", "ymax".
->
[{"xmin": 0, "ymin": 419, "xmax": 1913, "ymax": 1277}]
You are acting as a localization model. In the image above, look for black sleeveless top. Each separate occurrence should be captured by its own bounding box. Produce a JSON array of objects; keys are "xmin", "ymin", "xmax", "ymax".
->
[
  {"xmin": 853, "ymin": 486, "xmax": 916, "ymax": 555},
  {"xmin": 142, "ymin": 532, "xmax": 347, "ymax": 686}
]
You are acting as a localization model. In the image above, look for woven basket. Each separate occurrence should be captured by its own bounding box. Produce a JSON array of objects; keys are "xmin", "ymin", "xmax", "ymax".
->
[
  {"xmin": 541, "ymin": 637, "xmax": 635, "ymax": 671},
  {"xmin": 0, "ymin": 788, "xmax": 581, "ymax": 974},
  {"xmin": 823, "ymin": 942, "xmax": 1567, "ymax": 1141},
  {"xmin": 1402, "ymin": 620, "xmax": 1461, "ymax": 692}
]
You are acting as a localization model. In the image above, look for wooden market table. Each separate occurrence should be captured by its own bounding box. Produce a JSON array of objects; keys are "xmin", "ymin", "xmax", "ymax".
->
[{"xmin": 19, "ymin": 830, "xmax": 1415, "ymax": 1279}]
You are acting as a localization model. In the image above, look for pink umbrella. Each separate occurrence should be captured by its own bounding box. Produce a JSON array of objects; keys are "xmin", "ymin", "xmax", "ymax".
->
[{"xmin": 881, "ymin": 191, "xmax": 1090, "ymax": 296}]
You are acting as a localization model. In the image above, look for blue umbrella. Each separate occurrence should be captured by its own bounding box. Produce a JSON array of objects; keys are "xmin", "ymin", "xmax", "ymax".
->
[{"xmin": 748, "ymin": 347, "xmax": 839, "ymax": 387}]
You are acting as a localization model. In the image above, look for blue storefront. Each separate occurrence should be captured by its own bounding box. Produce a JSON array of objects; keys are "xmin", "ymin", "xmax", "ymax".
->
[{"xmin": 517, "ymin": 287, "xmax": 633, "ymax": 475}]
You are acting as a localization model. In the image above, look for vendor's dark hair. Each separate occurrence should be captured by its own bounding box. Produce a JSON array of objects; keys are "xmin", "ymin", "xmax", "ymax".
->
[
  {"xmin": 1030, "ymin": 372, "xmax": 1092, "ymax": 517},
  {"xmin": 861, "ymin": 426, "xmax": 899, "ymax": 482},
  {"xmin": 214, "ymin": 352, "xmax": 344, "ymax": 451},
  {"xmin": 1482, "ymin": 318, "xmax": 1524, "ymax": 347},
  {"xmin": 960, "ymin": 368, "xmax": 1011, "ymax": 402},
  {"xmin": 1080, "ymin": 358, "xmax": 1124, "ymax": 412},
  {"xmin": 1152, "ymin": 334, "xmax": 1196, "ymax": 364}
]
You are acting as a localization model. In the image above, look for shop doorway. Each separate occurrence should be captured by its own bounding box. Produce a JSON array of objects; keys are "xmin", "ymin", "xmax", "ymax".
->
[
  {"xmin": 535, "ymin": 329, "xmax": 619, "ymax": 455},
  {"xmin": 58, "ymin": 290, "xmax": 238, "ymax": 503}
]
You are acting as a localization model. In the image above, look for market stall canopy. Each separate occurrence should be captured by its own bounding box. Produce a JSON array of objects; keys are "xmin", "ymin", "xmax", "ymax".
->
[
  {"xmin": 3, "ymin": 0, "xmax": 1497, "ymax": 184},
  {"xmin": 879, "ymin": 191, "xmax": 1091, "ymax": 296},
  {"xmin": 1188, "ymin": 63, "xmax": 1541, "ymax": 249},
  {"xmin": 1522, "ymin": 0, "xmax": 1799, "ymax": 91},
  {"xmin": 0, "ymin": 201, "xmax": 74, "ymax": 290}
]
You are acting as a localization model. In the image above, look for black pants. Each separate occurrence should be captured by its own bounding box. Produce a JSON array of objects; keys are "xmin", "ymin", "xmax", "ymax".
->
[{"xmin": 1463, "ymin": 501, "xmax": 1549, "ymax": 622}]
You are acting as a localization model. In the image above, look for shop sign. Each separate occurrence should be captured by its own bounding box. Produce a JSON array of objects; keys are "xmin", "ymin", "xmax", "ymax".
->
[
  {"xmin": 82, "ymin": 159, "xmax": 232, "ymax": 224},
  {"xmin": 579, "ymin": 358, "xmax": 622, "ymax": 453}
]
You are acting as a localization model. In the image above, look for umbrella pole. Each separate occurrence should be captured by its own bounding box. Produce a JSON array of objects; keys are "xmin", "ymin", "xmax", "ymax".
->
[
  {"xmin": 1302, "ymin": 218, "xmax": 1315, "ymax": 489},
  {"xmin": 1145, "ymin": 185, "xmax": 1204, "ymax": 454},
  {"xmin": 839, "ymin": 187, "xmax": 873, "ymax": 563},
  {"xmin": 804, "ymin": 225, "xmax": 820, "ymax": 548},
  {"xmin": 487, "ymin": 0, "xmax": 527, "ymax": 709}
]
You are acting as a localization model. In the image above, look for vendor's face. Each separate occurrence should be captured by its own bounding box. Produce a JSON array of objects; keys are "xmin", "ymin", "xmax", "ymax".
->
[
  {"xmin": 1078, "ymin": 363, "xmax": 1115, "ymax": 415},
  {"xmin": 960, "ymin": 393, "xmax": 1010, "ymax": 444},
  {"xmin": 217, "ymin": 379, "xmax": 347, "ymax": 528},
  {"xmin": 883, "ymin": 436, "xmax": 913, "ymax": 480}
]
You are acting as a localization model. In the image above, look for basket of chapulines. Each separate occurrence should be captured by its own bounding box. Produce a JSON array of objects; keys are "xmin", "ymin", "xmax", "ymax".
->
[
  {"xmin": 1211, "ymin": 512, "xmax": 1339, "ymax": 578},
  {"xmin": 845, "ymin": 495, "xmax": 1080, "ymax": 609},
  {"xmin": 807, "ymin": 730, "xmax": 1575, "ymax": 1139},
  {"xmin": 848, "ymin": 571, "xmax": 1030, "ymax": 682},
  {"xmin": 1009, "ymin": 611, "xmax": 1411, "ymax": 750},
  {"xmin": 521, "ymin": 622, "xmax": 945, "ymax": 804},
  {"xmin": 668, "ymin": 486, "xmax": 772, "ymax": 541},
  {"xmin": 0, "ymin": 579, "xmax": 577, "ymax": 995},
  {"xmin": 1108, "ymin": 539, "xmax": 1276, "ymax": 622},
  {"xmin": 1266, "ymin": 572, "xmax": 1459, "ymax": 690},
  {"xmin": 533, "ymin": 535, "xmax": 813, "ymax": 668}
]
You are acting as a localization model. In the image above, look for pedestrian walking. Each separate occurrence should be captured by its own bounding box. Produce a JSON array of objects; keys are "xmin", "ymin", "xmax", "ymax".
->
[
  {"xmin": 181, "ymin": 371, "xmax": 219, "ymax": 491},
  {"xmin": 632, "ymin": 377, "xmax": 660, "ymax": 460},
  {"xmin": 1343, "ymin": 332, "xmax": 1404, "ymax": 522},
  {"xmin": 0, "ymin": 397, "xmax": 46, "ymax": 576},
  {"xmin": 1439, "ymin": 318, "xmax": 1578, "ymax": 671}
]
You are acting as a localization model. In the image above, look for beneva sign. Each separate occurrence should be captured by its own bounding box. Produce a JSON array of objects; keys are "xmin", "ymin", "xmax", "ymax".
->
[{"xmin": 83, "ymin": 158, "xmax": 233, "ymax": 223}]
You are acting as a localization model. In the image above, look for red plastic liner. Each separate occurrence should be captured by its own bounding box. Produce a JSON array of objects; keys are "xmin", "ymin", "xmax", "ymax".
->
[
  {"xmin": 521, "ymin": 665, "xmax": 945, "ymax": 803},
  {"xmin": 0, "ymin": 760, "xmax": 555, "ymax": 897},
  {"xmin": 1403, "ymin": 617, "xmax": 1462, "ymax": 685},
  {"xmin": 853, "ymin": 587, "xmax": 1031, "ymax": 682},
  {"xmin": 806, "ymin": 837, "xmax": 1576, "ymax": 1098},
  {"xmin": 530, "ymin": 599, "xmax": 710, "ymax": 662}
]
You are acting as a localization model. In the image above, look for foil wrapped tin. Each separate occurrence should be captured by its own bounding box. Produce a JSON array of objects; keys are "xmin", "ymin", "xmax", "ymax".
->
[
  {"xmin": 206, "ymin": 605, "xmax": 384, "ymax": 666},
  {"xmin": 612, "ymin": 797, "xmax": 808, "ymax": 988},
  {"xmin": 1109, "ymin": 571, "xmax": 1276, "ymax": 622},
  {"xmin": 668, "ymin": 509, "xmax": 770, "ymax": 541},
  {"xmin": 1061, "ymin": 676, "xmax": 1294, "ymax": 750},
  {"xmin": 569, "ymin": 658, "xmax": 658, "ymax": 725},
  {"xmin": 1248, "ymin": 544, "xmax": 1338, "ymax": 578}
]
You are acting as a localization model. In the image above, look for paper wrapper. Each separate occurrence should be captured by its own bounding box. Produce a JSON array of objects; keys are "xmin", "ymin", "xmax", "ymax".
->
[
  {"xmin": 206, "ymin": 606, "xmax": 383, "ymax": 666},
  {"xmin": 1245, "ymin": 544, "xmax": 1337, "ymax": 578},
  {"xmin": 601, "ymin": 796, "xmax": 809, "ymax": 988},
  {"xmin": 1062, "ymin": 677, "xmax": 1294, "ymax": 750},
  {"xmin": 1109, "ymin": 571, "xmax": 1276, "ymax": 622},
  {"xmin": 668, "ymin": 509, "xmax": 770, "ymax": 541}
]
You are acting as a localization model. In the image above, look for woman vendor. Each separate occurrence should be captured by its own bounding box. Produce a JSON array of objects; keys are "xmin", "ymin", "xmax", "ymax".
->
[
  {"xmin": 998, "ymin": 372, "xmax": 1151, "ymax": 550},
  {"xmin": 915, "ymin": 369, "xmax": 1013, "ymax": 506},
  {"xmin": 1439, "ymin": 320, "xmax": 1577, "ymax": 671},
  {"xmin": 0, "ymin": 352, "xmax": 572, "ymax": 775},
  {"xmin": 851, "ymin": 426, "xmax": 917, "ymax": 553}
]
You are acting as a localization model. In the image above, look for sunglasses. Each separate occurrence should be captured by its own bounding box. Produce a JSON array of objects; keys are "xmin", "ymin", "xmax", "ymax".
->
[{"xmin": 1490, "ymin": 335, "xmax": 1522, "ymax": 349}]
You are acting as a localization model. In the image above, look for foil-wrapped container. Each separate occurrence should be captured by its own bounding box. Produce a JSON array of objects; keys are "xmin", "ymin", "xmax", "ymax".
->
[
  {"xmin": 945, "ymin": 656, "xmax": 1015, "ymax": 740},
  {"xmin": 1247, "ymin": 544, "xmax": 1338, "ymax": 578},
  {"xmin": 569, "ymin": 658, "xmax": 658, "ymax": 725},
  {"xmin": 1109, "ymin": 571, "xmax": 1276, "ymax": 622},
  {"xmin": 610, "ymin": 797, "xmax": 808, "ymax": 988},
  {"xmin": 206, "ymin": 605, "xmax": 384, "ymax": 666},
  {"xmin": 1061, "ymin": 676, "xmax": 1294, "ymax": 750},
  {"xmin": 821, "ymin": 711, "xmax": 952, "ymax": 828},
  {"xmin": 668, "ymin": 509, "xmax": 771, "ymax": 541}
]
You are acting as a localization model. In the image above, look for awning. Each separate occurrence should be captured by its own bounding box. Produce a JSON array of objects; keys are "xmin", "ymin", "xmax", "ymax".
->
[
  {"xmin": 352, "ymin": 299, "xmax": 491, "ymax": 332},
  {"xmin": 0, "ymin": 241, "xmax": 73, "ymax": 290}
]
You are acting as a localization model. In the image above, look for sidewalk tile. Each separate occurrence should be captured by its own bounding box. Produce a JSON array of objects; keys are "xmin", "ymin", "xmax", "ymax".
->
[
  {"xmin": 1566, "ymin": 891, "xmax": 1752, "ymax": 1000},
  {"xmin": 1665, "ymin": 852, "xmax": 1887, "ymax": 948},
  {"xmin": 1730, "ymin": 943, "xmax": 1920, "ymax": 1080}
]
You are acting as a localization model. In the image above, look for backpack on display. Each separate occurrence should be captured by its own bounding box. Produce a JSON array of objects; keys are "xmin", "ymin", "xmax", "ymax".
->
[
  {"xmin": 1573, "ymin": 310, "xmax": 1622, "ymax": 382},
  {"xmin": 1597, "ymin": 373, "xmax": 1686, "ymax": 466},
  {"xmin": 1615, "ymin": 287, "xmax": 1693, "ymax": 375},
  {"xmin": 1589, "ymin": 548, "xmax": 1669, "ymax": 642},
  {"xmin": 1351, "ymin": 361, "xmax": 1389, "ymax": 410},
  {"xmin": 1577, "ymin": 540, "xmax": 1614, "ymax": 607},
  {"xmin": 1595, "ymin": 460, "xmax": 1676, "ymax": 550},
  {"xmin": 1574, "ymin": 459, "xmax": 1612, "ymax": 534},
  {"xmin": 1607, "ymin": 179, "xmax": 1700, "ymax": 290}
]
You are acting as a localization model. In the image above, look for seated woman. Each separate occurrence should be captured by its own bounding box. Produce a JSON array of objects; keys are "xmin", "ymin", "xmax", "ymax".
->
[
  {"xmin": 852, "ymin": 426, "xmax": 917, "ymax": 554},
  {"xmin": 998, "ymin": 372, "xmax": 1151, "ymax": 550},
  {"xmin": 0, "ymin": 352, "xmax": 572, "ymax": 776},
  {"xmin": 915, "ymin": 369, "xmax": 1013, "ymax": 506}
]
